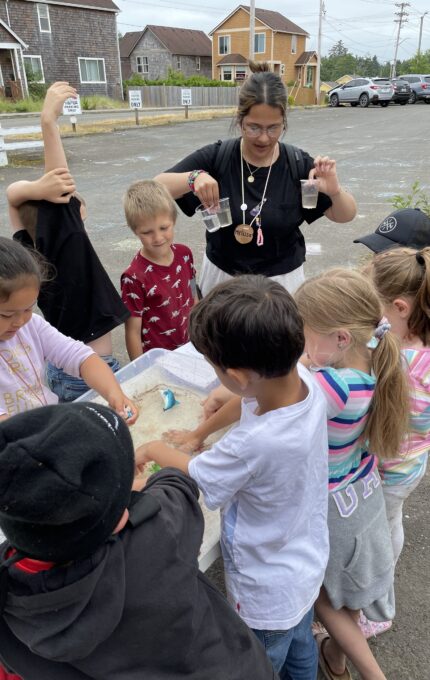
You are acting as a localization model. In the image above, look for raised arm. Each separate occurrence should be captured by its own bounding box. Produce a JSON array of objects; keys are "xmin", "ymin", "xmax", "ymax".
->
[
  {"xmin": 7, "ymin": 171, "xmax": 76, "ymax": 236},
  {"xmin": 41, "ymin": 81, "xmax": 77, "ymax": 171}
]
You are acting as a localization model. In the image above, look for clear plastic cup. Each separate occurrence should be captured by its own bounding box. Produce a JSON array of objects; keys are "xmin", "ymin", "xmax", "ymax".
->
[
  {"xmin": 216, "ymin": 197, "xmax": 232, "ymax": 228},
  {"xmin": 196, "ymin": 198, "xmax": 232, "ymax": 232},
  {"xmin": 300, "ymin": 179, "xmax": 319, "ymax": 209}
]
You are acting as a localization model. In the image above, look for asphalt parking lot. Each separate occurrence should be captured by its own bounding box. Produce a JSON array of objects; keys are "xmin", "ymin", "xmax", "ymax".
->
[{"xmin": 0, "ymin": 104, "xmax": 429, "ymax": 679}]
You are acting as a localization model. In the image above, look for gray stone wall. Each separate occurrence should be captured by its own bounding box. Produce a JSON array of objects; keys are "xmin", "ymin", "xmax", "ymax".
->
[{"xmin": 2, "ymin": 0, "xmax": 122, "ymax": 98}]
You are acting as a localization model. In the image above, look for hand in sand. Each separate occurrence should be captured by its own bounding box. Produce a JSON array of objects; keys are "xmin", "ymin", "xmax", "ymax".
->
[{"xmin": 163, "ymin": 429, "xmax": 203, "ymax": 453}]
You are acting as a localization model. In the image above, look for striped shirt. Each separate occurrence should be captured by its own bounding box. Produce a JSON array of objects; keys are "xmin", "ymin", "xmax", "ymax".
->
[
  {"xmin": 379, "ymin": 348, "xmax": 430, "ymax": 487},
  {"xmin": 313, "ymin": 367, "xmax": 376, "ymax": 493}
]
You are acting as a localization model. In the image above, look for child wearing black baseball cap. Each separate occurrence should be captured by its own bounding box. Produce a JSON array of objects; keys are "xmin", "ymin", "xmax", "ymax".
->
[
  {"xmin": 0, "ymin": 403, "xmax": 277, "ymax": 680},
  {"xmin": 354, "ymin": 208, "xmax": 430, "ymax": 252}
]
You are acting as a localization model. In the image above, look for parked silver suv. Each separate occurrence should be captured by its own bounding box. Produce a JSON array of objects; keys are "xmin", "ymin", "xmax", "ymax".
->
[
  {"xmin": 397, "ymin": 74, "xmax": 430, "ymax": 104},
  {"xmin": 329, "ymin": 77, "xmax": 394, "ymax": 108}
]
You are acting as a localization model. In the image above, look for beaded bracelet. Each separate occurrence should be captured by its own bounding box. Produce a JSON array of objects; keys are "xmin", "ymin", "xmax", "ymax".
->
[{"xmin": 187, "ymin": 169, "xmax": 207, "ymax": 193}]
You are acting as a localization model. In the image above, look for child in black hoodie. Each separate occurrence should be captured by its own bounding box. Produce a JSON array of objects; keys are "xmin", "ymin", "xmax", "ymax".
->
[{"xmin": 0, "ymin": 402, "xmax": 277, "ymax": 680}]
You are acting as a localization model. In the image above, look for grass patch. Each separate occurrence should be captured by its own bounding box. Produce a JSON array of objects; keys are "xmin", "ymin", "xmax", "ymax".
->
[
  {"xmin": 81, "ymin": 95, "xmax": 127, "ymax": 110},
  {"xmin": 0, "ymin": 97, "xmax": 44, "ymax": 113},
  {"xmin": 6, "ymin": 108, "xmax": 235, "ymax": 140}
]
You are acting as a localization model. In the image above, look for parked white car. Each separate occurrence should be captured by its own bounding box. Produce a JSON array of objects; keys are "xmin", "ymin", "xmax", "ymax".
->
[{"xmin": 329, "ymin": 77, "xmax": 394, "ymax": 108}]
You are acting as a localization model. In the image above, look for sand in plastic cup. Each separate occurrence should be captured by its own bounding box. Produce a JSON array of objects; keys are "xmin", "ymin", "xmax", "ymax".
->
[
  {"xmin": 300, "ymin": 179, "xmax": 319, "ymax": 209},
  {"xmin": 196, "ymin": 198, "xmax": 232, "ymax": 232}
]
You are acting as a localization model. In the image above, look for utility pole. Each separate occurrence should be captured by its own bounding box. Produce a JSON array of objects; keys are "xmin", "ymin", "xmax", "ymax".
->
[
  {"xmin": 418, "ymin": 11, "xmax": 428, "ymax": 55},
  {"xmin": 315, "ymin": 0, "xmax": 325, "ymax": 105},
  {"xmin": 391, "ymin": 2, "xmax": 409, "ymax": 78},
  {"xmin": 249, "ymin": 0, "xmax": 255, "ymax": 62}
]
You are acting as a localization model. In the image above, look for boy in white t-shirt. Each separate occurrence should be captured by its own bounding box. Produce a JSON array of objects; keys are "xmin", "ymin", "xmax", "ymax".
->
[{"xmin": 136, "ymin": 275, "xmax": 329, "ymax": 680}]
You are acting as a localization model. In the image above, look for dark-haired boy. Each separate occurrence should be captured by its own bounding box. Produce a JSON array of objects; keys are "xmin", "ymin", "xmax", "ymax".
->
[
  {"xmin": 0, "ymin": 402, "xmax": 278, "ymax": 679},
  {"xmin": 138, "ymin": 275, "xmax": 329, "ymax": 680}
]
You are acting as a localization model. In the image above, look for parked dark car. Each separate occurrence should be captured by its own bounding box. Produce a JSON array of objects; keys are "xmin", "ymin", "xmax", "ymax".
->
[
  {"xmin": 379, "ymin": 78, "xmax": 410, "ymax": 104},
  {"xmin": 397, "ymin": 74, "xmax": 430, "ymax": 104}
]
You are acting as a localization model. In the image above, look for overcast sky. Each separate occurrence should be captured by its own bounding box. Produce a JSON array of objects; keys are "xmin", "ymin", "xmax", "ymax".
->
[{"xmin": 116, "ymin": 1, "xmax": 430, "ymax": 63}]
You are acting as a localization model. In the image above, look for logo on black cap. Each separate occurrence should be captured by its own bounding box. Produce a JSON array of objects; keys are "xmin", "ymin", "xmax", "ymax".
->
[{"xmin": 378, "ymin": 217, "xmax": 397, "ymax": 234}]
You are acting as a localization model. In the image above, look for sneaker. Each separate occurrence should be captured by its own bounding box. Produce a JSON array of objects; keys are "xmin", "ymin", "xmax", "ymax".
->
[{"xmin": 358, "ymin": 612, "xmax": 392, "ymax": 639}]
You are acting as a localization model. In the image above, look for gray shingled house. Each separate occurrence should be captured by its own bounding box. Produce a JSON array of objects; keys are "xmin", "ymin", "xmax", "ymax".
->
[
  {"xmin": 120, "ymin": 25, "xmax": 212, "ymax": 81},
  {"xmin": 0, "ymin": 0, "xmax": 122, "ymax": 99}
]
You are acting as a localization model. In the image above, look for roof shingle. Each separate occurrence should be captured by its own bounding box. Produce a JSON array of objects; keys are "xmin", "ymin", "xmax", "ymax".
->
[{"xmin": 147, "ymin": 25, "xmax": 212, "ymax": 57}]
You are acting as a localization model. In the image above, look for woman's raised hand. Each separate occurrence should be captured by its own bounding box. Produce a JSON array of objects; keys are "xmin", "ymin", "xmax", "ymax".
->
[
  {"xmin": 309, "ymin": 156, "xmax": 341, "ymax": 198},
  {"xmin": 193, "ymin": 172, "xmax": 220, "ymax": 208}
]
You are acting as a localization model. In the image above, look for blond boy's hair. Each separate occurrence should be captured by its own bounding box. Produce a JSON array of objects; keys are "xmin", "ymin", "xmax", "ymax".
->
[{"xmin": 123, "ymin": 180, "xmax": 177, "ymax": 233}]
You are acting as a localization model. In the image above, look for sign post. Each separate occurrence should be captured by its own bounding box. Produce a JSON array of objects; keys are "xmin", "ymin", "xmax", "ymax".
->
[
  {"xmin": 129, "ymin": 89, "xmax": 143, "ymax": 125},
  {"xmin": 181, "ymin": 88, "xmax": 192, "ymax": 119},
  {"xmin": 62, "ymin": 95, "xmax": 82, "ymax": 133}
]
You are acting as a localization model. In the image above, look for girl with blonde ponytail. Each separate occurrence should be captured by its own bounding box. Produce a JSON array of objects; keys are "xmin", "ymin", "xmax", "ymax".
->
[
  {"xmin": 361, "ymin": 247, "xmax": 430, "ymax": 633},
  {"xmin": 295, "ymin": 268, "xmax": 409, "ymax": 680}
]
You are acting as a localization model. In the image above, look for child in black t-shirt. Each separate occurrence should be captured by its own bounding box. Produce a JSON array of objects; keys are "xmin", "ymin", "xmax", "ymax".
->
[{"xmin": 7, "ymin": 82, "xmax": 129, "ymax": 401}]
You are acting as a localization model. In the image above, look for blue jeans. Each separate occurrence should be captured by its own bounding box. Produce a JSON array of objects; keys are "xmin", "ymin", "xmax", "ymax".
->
[
  {"xmin": 46, "ymin": 355, "xmax": 120, "ymax": 402},
  {"xmin": 252, "ymin": 608, "xmax": 317, "ymax": 680}
]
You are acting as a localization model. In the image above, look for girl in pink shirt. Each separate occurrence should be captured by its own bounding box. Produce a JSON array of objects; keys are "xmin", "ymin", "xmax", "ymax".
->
[{"xmin": 0, "ymin": 237, "xmax": 137, "ymax": 422}]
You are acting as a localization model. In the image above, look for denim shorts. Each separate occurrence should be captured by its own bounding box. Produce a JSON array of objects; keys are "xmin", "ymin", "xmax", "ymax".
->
[
  {"xmin": 46, "ymin": 355, "xmax": 120, "ymax": 402},
  {"xmin": 252, "ymin": 607, "xmax": 317, "ymax": 680}
]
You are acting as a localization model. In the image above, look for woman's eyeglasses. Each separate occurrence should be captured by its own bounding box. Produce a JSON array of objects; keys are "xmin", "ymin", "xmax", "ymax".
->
[{"xmin": 242, "ymin": 123, "xmax": 284, "ymax": 138}]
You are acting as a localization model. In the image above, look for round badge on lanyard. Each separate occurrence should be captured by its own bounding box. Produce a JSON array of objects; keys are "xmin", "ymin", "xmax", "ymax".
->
[{"xmin": 234, "ymin": 224, "xmax": 254, "ymax": 244}]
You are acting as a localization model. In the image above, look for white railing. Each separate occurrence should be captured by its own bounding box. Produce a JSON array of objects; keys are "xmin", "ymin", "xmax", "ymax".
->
[{"xmin": 0, "ymin": 124, "xmax": 43, "ymax": 167}]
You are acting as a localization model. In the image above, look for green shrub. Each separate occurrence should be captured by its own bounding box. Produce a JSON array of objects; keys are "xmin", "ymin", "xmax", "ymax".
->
[
  {"xmin": 124, "ymin": 68, "xmax": 236, "ymax": 89},
  {"xmin": 390, "ymin": 181, "xmax": 430, "ymax": 217},
  {"xmin": 287, "ymin": 94, "xmax": 295, "ymax": 107},
  {"xmin": 28, "ymin": 82, "xmax": 49, "ymax": 100},
  {"xmin": 81, "ymin": 95, "xmax": 126, "ymax": 110}
]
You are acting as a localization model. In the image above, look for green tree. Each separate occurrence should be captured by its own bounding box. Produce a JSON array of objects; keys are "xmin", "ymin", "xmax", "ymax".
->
[{"xmin": 329, "ymin": 40, "xmax": 348, "ymax": 57}]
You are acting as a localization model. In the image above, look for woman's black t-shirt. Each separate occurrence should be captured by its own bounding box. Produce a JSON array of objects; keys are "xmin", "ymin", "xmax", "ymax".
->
[{"xmin": 167, "ymin": 139, "xmax": 332, "ymax": 277}]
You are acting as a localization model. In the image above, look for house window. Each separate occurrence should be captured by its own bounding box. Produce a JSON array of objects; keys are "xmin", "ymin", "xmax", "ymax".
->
[
  {"xmin": 196, "ymin": 56, "xmax": 200, "ymax": 71},
  {"xmin": 219, "ymin": 35, "xmax": 230, "ymax": 55},
  {"xmin": 136, "ymin": 56, "xmax": 148, "ymax": 74},
  {"xmin": 291, "ymin": 35, "xmax": 297, "ymax": 54},
  {"xmin": 37, "ymin": 3, "xmax": 51, "ymax": 33},
  {"xmin": 78, "ymin": 58, "xmax": 106, "ymax": 83},
  {"xmin": 23, "ymin": 55, "xmax": 45, "ymax": 83},
  {"xmin": 221, "ymin": 66, "xmax": 232, "ymax": 81},
  {"xmin": 235, "ymin": 67, "xmax": 246, "ymax": 81},
  {"xmin": 175, "ymin": 56, "xmax": 181, "ymax": 70},
  {"xmin": 306, "ymin": 65, "xmax": 314, "ymax": 87},
  {"xmin": 254, "ymin": 33, "xmax": 265, "ymax": 54}
]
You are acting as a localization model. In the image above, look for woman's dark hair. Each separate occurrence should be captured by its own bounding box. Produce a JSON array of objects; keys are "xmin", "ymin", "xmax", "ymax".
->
[
  {"xmin": 0, "ymin": 237, "xmax": 43, "ymax": 302},
  {"xmin": 235, "ymin": 61, "xmax": 288, "ymax": 127},
  {"xmin": 189, "ymin": 275, "xmax": 304, "ymax": 378}
]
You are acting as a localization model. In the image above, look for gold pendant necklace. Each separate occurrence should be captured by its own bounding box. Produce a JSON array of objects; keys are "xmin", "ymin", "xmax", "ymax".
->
[
  {"xmin": 237, "ymin": 139, "xmax": 276, "ymax": 246},
  {"xmin": 244, "ymin": 159, "xmax": 261, "ymax": 183},
  {"xmin": 0, "ymin": 332, "xmax": 48, "ymax": 407}
]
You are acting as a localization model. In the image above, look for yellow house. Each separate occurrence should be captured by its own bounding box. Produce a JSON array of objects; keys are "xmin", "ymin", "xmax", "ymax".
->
[
  {"xmin": 336, "ymin": 74, "xmax": 354, "ymax": 85},
  {"xmin": 320, "ymin": 81, "xmax": 339, "ymax": 94},
  {"xmin": 210, "ymin": 5, "xmax": 318, "ymax": 104}
]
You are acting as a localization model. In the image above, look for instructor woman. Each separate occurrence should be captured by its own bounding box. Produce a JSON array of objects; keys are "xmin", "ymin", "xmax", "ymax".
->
[{"xmin": 155, "ymin": 62, "xmax": 357, "ymax": 296}]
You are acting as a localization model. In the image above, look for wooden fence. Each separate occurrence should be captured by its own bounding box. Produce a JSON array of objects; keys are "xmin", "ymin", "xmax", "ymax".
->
[{"xmin": 128, "ymin": 85, "xmax": 240, "ymax": 108}]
